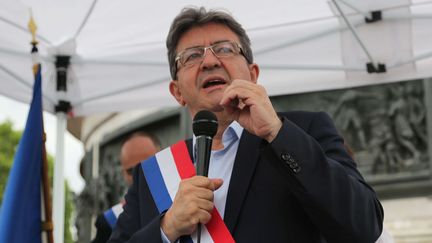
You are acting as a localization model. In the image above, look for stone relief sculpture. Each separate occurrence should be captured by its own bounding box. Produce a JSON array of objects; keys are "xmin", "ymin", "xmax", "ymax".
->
[
  {"xmin": 75, "ymin": 146, "xmax": 126, "ymax": 242},
  {"xmin": 388, "ymin": 85, "xmax": 421, "ymax": 169},
  {"xmin": 330, "ymin": 82, "xmax": 428, "ymax": 176},
  {"xmin": 405, "ymin": 84, "xmax": 428, "ymax": 145},
  {"xmin": 368, "ymin": 114, "xmax": 400, "ymax": 174},
  {"xmin": 97, "ymin": 150, "xmax": 127, "ymax": 210},
  {"xmin": 331, "ymin": 90, "xmax": 379, "ymax": 150},
  {"xmin": 74, "ymin": 178, "xmax": 103, "ymax": 242},
  {"xmin": 272, "ymin": 80, "xmax": 429, "ymax": 179}
]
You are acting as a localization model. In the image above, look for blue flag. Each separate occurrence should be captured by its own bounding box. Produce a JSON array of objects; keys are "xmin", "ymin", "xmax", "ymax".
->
[{"xmin": 0, "ymin": 62, "xmax": 43, "ymax": 243}]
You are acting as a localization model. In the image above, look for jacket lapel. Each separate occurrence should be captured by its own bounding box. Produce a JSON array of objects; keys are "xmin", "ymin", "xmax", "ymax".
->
[
  {"xmin": 185, "ymin": 135, "xmax": 261, "ymax": 233},
  {"xmin": 223, "ymin": 131, "xmax": 262, "ymax": 234}
]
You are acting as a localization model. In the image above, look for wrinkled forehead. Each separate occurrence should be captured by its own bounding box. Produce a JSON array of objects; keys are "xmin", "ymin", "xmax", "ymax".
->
[{"xmin": 175, "ymin": 23, "xmax": 241, "ymax": 53}]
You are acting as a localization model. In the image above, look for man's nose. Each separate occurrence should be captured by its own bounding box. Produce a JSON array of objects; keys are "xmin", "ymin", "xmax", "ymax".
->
[{"xmin": 200, "ymin": 48, "xmax": 221, "ymax": 70}]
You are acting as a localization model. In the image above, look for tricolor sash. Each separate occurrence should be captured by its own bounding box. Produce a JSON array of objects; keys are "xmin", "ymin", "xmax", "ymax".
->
[
  {"xmin": 141, "ymin": 140, "xmax": 235, "ymax": 243},
  {"xmin": 103, "ymin": 202, "xmax": 124, "ymax": 229}
]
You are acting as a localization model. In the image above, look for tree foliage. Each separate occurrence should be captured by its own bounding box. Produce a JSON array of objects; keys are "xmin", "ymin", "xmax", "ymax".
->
[{"xmin": 0, "ymin": 120, "xmax": 21, "ymax": 203}]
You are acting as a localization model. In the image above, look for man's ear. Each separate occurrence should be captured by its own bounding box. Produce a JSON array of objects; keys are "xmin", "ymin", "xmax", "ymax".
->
[
  {"xmin": 249, "ymin": 63, "xmax": 260, "ymax": 84},
  {"xmin": 169, "ymin": 80, "xmax": 186, "ymax": 106}
]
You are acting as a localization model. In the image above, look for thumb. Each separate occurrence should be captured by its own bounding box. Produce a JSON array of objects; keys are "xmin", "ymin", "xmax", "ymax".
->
[{"xmin": 210, "ymin": 178, "xmax": 224, "ymax": 191}]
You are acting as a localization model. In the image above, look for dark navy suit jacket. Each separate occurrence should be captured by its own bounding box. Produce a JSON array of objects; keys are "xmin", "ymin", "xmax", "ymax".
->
[
  {"xmin": 92, "ymin": 213, "xmax": 112, "ymax": 243},
  {"xmin": 109, "ymin": 111, "xmax": 383, "ymax": 243}
]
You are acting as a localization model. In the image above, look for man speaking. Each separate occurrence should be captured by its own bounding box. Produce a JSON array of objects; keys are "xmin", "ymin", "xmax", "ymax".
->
[{"xmin": 109, "ymin": 7, "xmax": 383, "ymax": 243}]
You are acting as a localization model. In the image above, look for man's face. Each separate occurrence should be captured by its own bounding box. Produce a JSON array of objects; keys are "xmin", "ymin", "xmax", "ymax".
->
[
  {"xmin": 169, "ymin": 23, "xmax": 259, "ymax": 116},
  {"xmin": 121, "ymin": 136, "xmax": 159, "ymax": 186}
]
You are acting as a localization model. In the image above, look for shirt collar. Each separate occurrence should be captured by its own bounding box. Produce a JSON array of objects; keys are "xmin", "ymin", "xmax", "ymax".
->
[
  {"xmin": 192, "ymin": 121, "xmax": 244, "ymax": 150},
  {"xmin": 223, "ymin": 121, "xmax": 243, "ymax": 145}
]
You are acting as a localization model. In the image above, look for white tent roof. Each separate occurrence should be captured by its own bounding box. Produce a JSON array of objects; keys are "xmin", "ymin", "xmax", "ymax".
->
[{"xmin": 1, "ymin": 0, "xmax": 432, "ymax": 116}]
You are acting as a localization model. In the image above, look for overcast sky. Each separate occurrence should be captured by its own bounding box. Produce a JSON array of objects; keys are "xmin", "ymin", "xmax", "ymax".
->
[{"xmin": 0, "ymin": 95, "xmax": 85, "ymax": 193}]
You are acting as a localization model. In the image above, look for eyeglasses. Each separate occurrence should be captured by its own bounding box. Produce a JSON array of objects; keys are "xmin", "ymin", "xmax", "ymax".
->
[{"xmin": 175, "ymin": 41, "xmax": 244, "ymax": 71}]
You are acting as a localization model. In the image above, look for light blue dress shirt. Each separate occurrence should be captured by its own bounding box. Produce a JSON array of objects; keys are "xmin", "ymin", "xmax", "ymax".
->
[{"xmin": 194, "ymin": 121, "xmax": 243, "ymax": 218}]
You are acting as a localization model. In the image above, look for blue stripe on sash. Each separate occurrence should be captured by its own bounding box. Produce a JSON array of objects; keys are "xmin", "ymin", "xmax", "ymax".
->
[
  {"xmin": 141, "ymin": 156, "xmax": 172, "ymax": 213},
  {"xmin": 103, "ymin": 209, "xmax": 117, "ymax": 229},
  {"xmin": 141, "ymin": 152, "xmax": 193, "ymax": 243}
]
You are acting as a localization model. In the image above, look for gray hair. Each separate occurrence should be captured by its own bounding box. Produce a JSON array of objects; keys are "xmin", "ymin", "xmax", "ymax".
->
[{"xmin": 166, "ymin": 7, "xmax": 253, "ymax": 80}]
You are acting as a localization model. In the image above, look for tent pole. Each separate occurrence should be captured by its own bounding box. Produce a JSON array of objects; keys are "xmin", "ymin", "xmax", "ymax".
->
[
  {"xmin": 53, "ymin": 112, "xmax": 66, "ymax": 243},
  {"xmin": 336, "ymin": 0, "xmax": 369, "ymax": 17},
  {"xmin": 52, "ymin": 55, "xmax": 71, "ymax": 243},
  {"xmin": 332, "ymin": 0, "xmax": 378, "ymax": 67}
]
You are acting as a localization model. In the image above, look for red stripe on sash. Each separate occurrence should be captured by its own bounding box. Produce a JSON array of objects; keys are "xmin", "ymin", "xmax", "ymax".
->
[
  {"xmin": 170, "ymin": 141, "xmax": 195, "ymax": 179},
  {"xmin": 207, "ymin": 209, "xmax": 235, "ymax": 243}
]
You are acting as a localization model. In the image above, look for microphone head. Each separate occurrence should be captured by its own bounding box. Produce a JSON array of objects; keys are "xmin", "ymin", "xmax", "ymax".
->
[{"xmin": 193, "ymin": 110, "xmax": 218, "ymax": 137}]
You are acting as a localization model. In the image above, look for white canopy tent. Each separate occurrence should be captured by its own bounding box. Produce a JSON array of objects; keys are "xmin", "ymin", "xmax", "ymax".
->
[
  {"xmin": 2, "ymin": 0, "xmax": 432, "ymax": 116},
  {"xmin": 1, "ymin": 0, "xmax": 432, "ymax": 242}
]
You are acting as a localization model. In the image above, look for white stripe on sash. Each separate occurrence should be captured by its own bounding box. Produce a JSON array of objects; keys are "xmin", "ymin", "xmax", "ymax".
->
[
  {"xmin": 155, "ymin": 148, "xmax": 182, "ymax": 200},
  {"xmin": 111, "ymin": 203, "xmax": 124, "ymax": 218}
]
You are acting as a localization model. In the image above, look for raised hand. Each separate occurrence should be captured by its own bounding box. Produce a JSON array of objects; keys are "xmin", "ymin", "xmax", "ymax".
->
[{"xmin": 220, "ymin": 79, "xmax": 282, "ymax": 142}]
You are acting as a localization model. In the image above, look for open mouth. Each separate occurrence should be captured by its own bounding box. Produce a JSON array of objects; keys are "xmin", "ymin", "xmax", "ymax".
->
[{"xmin": 203, "ymin": 79, "xmax": 227, "ymax": 89}]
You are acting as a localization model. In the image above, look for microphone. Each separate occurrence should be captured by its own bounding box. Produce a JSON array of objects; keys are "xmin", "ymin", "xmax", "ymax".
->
[
  {"xmin": 193, "ymin": 110, "xmax": 218, "ymax": 177},
  {"xmin": 192, "ymin": 110, "xmax": 218, "ymax": 243}
]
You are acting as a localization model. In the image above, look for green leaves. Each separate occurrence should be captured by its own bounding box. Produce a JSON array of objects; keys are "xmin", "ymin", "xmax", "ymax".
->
[{"xmin": 0, "ymin": 120, "xmax": 22, "ymax": 203}]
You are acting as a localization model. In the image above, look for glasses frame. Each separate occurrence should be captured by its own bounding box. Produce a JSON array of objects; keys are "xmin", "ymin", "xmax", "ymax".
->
[{"xmin": 173, "ymin": 41, "xmax": 245, "ymax": 77}]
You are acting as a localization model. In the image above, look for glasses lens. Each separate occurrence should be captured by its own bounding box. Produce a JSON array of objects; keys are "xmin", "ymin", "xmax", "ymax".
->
[
  {"xmin": 212, "ymin": 42, "xmax": 238, "ymax": 57},
  {"xmin": 181, "ymin": 48, "xmax": 205, "ymax": 66}
]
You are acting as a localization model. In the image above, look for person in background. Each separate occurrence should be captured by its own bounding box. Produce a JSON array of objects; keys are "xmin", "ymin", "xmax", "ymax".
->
[
  {"xmin": 109, "ymin": 7, "xmax": 384, "ymax": 243},
  {"xmin": 91, "ymin": 132, "xmax": 160, "ymax": 243}
]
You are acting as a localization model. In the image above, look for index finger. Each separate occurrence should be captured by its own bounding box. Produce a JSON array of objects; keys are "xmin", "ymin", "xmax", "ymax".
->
[{"xmin": 188, "ymin": 176, "xmax": 218, "ymax": 190}]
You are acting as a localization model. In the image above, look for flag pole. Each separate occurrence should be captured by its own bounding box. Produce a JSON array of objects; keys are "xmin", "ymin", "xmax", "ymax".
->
[
  {"xmin": 29, "ymin": 12, "xmax": 54, "ymax": 243},
  {"xmin": 41, "ymin": 127, "xmax": 54, "ymax": 243}
]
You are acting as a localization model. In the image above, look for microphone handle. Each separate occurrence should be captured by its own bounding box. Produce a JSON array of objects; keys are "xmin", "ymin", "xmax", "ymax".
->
[
  {"xmin": 195, "ymin": 135, "xmax": 212, "ymax": 177},
  {"xmin": 195, "ymin": 135, "xmax": 213, "ymax": 243}
]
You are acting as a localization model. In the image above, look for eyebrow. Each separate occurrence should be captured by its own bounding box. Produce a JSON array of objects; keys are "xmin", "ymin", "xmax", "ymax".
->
[
  {"xmin": 182, "ymin": 39, "xmax": 232, "ymax": 50},
  {"xmin": 212, "ymin": 40, "xmax": 231, "ymax": 45}
]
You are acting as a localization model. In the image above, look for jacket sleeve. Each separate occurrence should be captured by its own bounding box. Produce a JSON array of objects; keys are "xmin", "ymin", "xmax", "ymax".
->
[
  {"xmin": 91, "ymin": 214, "xmax": 113, "ymax": 243},
  {"xmin": 108, "ymin": 165, "xmax": 163, "ymax": 243},
  {"xmin": 269, "ymin": 112, "xmax": 383, "ymax": 243}
]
